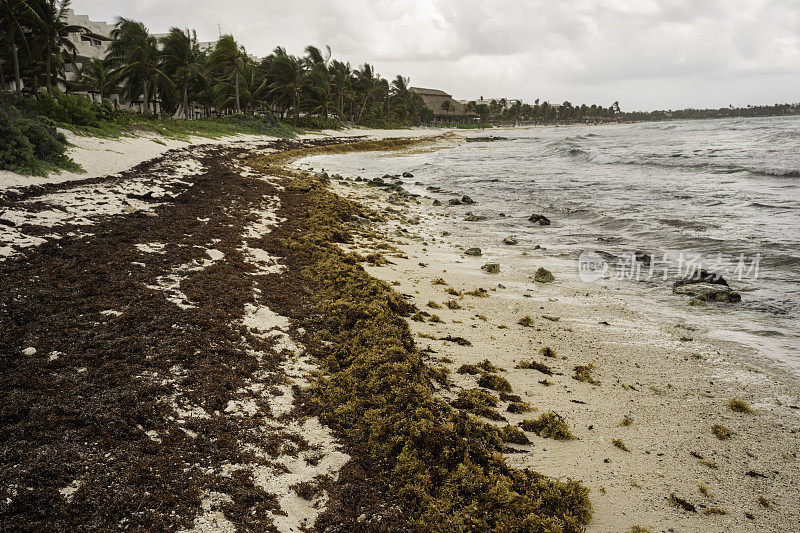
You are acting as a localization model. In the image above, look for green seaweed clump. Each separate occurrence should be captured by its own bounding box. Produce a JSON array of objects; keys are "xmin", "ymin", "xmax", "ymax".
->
[
  {"xmin": 427, "ymin": 301, "xmax": 442, "ymax": 309},
  {"xmin": 445, "ymin": 299, "xmax": 462, "ymax": 310},
  {"xmin": 711, "ymin": 424, "xmax": 732, "ymax": 440},
  {"xmin": 612, "ymin": 438, "xmax": 630, "ymax": 451},
  {"xmin": 539, "ymin": 346, "xmax": 557, "ymax": 358},
  {"xmin": 534, "ymin": 267, "xmax": 554, "ymax": 283},
  {"xmin": 477, "ymin": 359, "xmax": 502, "ymax": 373},
  {"xmin": 481, "ymin": 263, "xmax": 500, "ymax": 274},
  {"xmin": 619, "ymin": 416, "xmax": 633, "ymax": 427},
  {"xmin": 517, "ymin": 315, "xmax": 535, "ymax": 327},
  {"xmin": 501, "ymin": 426, "xmax": 531, "ymax": 445},
  {"xmin": 516, "ymin": 360, "xmax": 552, "ymax": 375},
  {"xmin": 477, "ymin": 373, "xmax": 513, "ymax": 393},
  {"xmin": 507, "ymin": 401, "xmax": 534, "ymax": 414},
  {"xmin": 520, "ymin": 412, "xmax": 574, "ymax": 440},
  {"xmin": 728, "ymin": 398, "xmax": 753, "ymax": 413},
  {"xmin": 464, "ymin": 288, "xmax": 489, "ymax": 297},
  {"xmin": 250, "ymin": 164, "xmax": 591, "ymax": 531},
  {"xmin": 451, "ymin": 389, "xmax": 504, "ymax": 421},
  {"xmin": 573, "ymin": 363, "xmax": 600, "ymax": 385}
]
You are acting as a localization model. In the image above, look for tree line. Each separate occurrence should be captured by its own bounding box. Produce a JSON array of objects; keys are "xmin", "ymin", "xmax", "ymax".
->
[
  {"xmin": 0, "ymin": 0, "xmax": 434, "ymax": 127},
  {"xmin": 464, "ymin": 98, "xmax": 622, "ymax": 125}
]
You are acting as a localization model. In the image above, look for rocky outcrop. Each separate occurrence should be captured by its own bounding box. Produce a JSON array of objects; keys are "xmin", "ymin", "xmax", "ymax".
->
[
  {"xmin": 528, "ymin": 214, "xmax": 551, "ymax": 226},
  {"xmin": 673, "ymin": 282, "xmax": 741, "ymax": 303}
]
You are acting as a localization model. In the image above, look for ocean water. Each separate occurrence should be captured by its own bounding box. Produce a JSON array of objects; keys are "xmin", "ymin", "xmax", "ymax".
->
[{"xmin": 298, "ymin": 117, "xmax": 800, "ymax": 370}]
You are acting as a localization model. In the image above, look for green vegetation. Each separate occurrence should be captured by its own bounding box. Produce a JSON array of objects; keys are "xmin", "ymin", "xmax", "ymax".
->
[
  {"xmin": 501, "ymin": 426, "xmax": 530, "ymax": 445},
  {"xmin": 426, "ymin": 301, "xmax": 441, "ymax": 309},
  {"xmin": 0, "ymin": 100, "xmax": 80, "ymax": 175},
  {"xmin": 520, "ymin": 412, "xmax": 574, "ymax": 440},
  {"xmin": 728, "ymin": 398, "xmax": 753, "ymax": 413},
  {"xmin": 619, "ymin": 416, "xmax": 633, "ymax": 426},
  {"xmin": 247, "ymin": 158, "xmax": 591, "ymax": 530}
]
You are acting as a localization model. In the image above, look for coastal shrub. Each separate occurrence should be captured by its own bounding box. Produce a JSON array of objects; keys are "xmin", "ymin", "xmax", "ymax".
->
[
  {"xmin": 520, "ymin": 412, "xmax": 574, "ymax": 440},
  {"xmin": 728, "ymin": 398, "xmax": 753, "ymax": 413},
  {"xmin": 35, "ymin": 88, "xmax": 100, "ymax": 127},
  {"xmin": 249, "ymin": 163, "xmax": 591, "ymax": 530},
  {"xmin": 0, "ymin": 104, "xmax": 79, "ymax": 175},
  {"xmin": 291, "ymin": 114, "xmax": 342, "ymax": 130}
]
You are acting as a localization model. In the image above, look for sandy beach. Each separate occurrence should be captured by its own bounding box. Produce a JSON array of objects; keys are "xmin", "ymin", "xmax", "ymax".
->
[
  {"xmin": 310, "ymin": 141, "xmax": 800, "ymax": 531},
  {"xmin": 1, "ymin": 132, "xmax": 798, "ymax": 532}
]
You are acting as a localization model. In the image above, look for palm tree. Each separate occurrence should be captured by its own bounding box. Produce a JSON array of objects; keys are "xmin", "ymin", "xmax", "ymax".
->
[
  {"xmin": 75, "ymin": 57, "xmax": 113, "ymax": 101},
  {"xmin": 354, "ymin": 63, "xmax": 380, "ymax": 123},
  {"xmin": 389, "ymin": 75, "xmax": 412, "ymax": 123},
  {"xmin": 329, "ymin": 59, "xmax": 352, "ymax": 121},
  {"xmin": 107, "ymin": 18, "xmax": 169, "ymax": 114},
  {"xmin": 159, "ymin": 27, "xmax": 204, "ymax": 119},
  {"xmin": 208, "ymin": 34, "xmax": 246, "ymax": 113},
  {"xmin": 33, "ymin": 0, "xmax": 86, "ymax": 90},
  {"xmin": 0, "ymin": 0, "xmax": 39, "ymax": 92},
  {"xmin": 264, "ymin": 51, "xmax": 307, "ymax": 124}
]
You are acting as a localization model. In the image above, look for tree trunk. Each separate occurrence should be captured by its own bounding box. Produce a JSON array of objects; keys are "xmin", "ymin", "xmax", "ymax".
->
[
  {"xmin": 46, "ymin": 51, "xmax": 52, "ymax": 90},
  {"xmin": 234, "ymin": 74, "xmax": 241, "ymax": 113},
  {"xmin": 143, "ymin": 84, "xmax": 149, "ymax": 114},
  {"xmin": 12, "ymin": 43, "xmax": 21, "ymax": 92},
  {"xmin": 183, "ymin": 86, "xmax": 189, "ymax": 120}
]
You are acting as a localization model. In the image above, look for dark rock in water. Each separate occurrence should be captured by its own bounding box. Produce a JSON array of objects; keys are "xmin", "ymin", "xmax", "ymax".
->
[
  {"xmin": 403, "ymin": 171, "xmax": 414, "ymax": 177},
  {"xmin": 503, "ymin": 236, "xmax": 518, "ymax": 245},
  {"xmin": 464, "ymin": 213, "xmax": 487, "ymax": 221},
  {"xmin": 315, "ymin": 172, "xmax": 329, "ymax": 179},
  {"xmin": 673, "ymin": 283, "xmax": 740, "ymax": 302},
  {"xmin": 528, "ymin": 214, "xmax": 551, "ymax": 225},
  {"xmin": 674, "ymin": 269, "xmax": 728, "ymax": 287},
  {"xmin": 355, "ymin": 177, "xmax": 363, "ymax": 182},
  {"xmin": 415, "ymin": 181, "xmax": 423, "ymax": 185},
  {"xmin": 382, "ymin": 174, "xmax": 393, "ymax": 180},
  {"xmin": 432, "ymin": 199, "xmax": 442, "ymax": 206},
  {"xmin": 534, "ymin": 267, "xmax": 554, "ymax": 283},
  {"xmin": 461, "ymin": 195, "xmax": 475, "ymax": 204},
  {"xmin": 634, "ymin": 251, "xmax": 652, "ymax": 265},
  {"xmin": 448, "ymin": 198, "xmax": 462, "ymax": 206},
  {"xmin": 498, "ymin": 213, "xmax": 506, "ymax": 217},
  {"xmin": 372, "ymin": 177, "xmax": 384, "ymax": 183},
  {"xmin": 465, "ymin": 247, "xmax": 482, "ymax": 256}
]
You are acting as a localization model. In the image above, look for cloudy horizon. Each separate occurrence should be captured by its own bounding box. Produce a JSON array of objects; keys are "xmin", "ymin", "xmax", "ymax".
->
[{"xmin": 72, "ymin": 0, "xmax": 800, "ymax": 112}]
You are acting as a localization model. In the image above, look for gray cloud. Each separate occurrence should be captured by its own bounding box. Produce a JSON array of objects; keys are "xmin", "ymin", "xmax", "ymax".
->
[{"xmin": 74, "ymin": 0, "xmax": 800, "ymax": 110}]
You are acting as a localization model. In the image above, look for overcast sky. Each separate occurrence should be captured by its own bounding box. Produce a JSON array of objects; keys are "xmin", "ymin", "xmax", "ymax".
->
[{"xmin": 73, "ymin": 0, "xmax": 800, "ymax": 111}]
